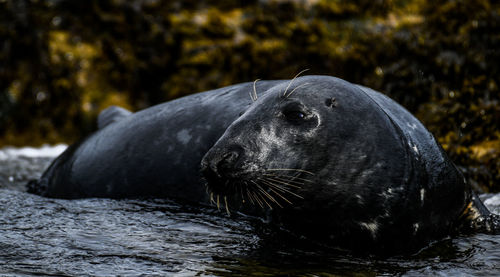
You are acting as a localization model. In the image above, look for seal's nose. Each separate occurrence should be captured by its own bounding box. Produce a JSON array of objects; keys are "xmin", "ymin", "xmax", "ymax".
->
[{"xmin": 201, "ymin": 145, "xmax": 244, "ymax": 182}]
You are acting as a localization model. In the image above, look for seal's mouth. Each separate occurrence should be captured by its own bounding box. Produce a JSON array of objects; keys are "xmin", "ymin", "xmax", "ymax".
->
[
  {"xmin": 200, "ymin": 144, "xmax": 314, "ymax": 213},
  {"xmin": 201, "ymin": 163, "xmax": 313, "ymax": 213}
]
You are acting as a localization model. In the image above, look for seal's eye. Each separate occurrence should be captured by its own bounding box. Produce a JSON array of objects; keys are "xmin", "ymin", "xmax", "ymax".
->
[{"xmin": 283, "ymin": 110, "xmax": 306, "ymax": 122}]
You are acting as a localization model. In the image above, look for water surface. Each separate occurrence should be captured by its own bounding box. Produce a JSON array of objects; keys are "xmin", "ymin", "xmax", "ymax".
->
[{"xmin": 1, "ymin": 146, "xmax": 499, "ymax": 276}]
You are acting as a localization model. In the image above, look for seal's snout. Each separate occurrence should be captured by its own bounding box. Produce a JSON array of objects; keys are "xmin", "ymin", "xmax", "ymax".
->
[{"xmin": 201, "ymin": 145, "xmax": 244, "ymax": 183}]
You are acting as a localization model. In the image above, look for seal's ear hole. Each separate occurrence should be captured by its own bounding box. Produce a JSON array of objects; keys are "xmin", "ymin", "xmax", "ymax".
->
[
  {"xmin": 325, "ymin": 97, "xmax": 337, "ymax": 108},
  {"xmin": 238, "ymin": 111, "xmax": 244, "ymax": 117}
]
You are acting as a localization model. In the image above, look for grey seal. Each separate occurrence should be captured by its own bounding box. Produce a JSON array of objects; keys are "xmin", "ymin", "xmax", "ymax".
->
[{"xmin": 28, "ymin": 75, "xmax": 498, "ymax": 254}]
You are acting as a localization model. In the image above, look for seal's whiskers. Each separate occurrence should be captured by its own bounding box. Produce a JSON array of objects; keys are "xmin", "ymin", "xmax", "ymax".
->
[
  {"xmin": 250, "ymin": 79, "xmax": 260, "ymax": 102},
  {"xmin": 283, "ymin": 69, "xmax": 309, "ymax": 98},
  {"xmin": 252, "ymin": 180, "xmax": 282, "ymax": 208},
  {"xmin": 264, "ymin": 185, "xmax": 293, "ymax": 205},
  {"xmin": 263, "ymin": 173, "xmax": 314, "ymax": 184},
  {"xmin": 266, "ymin": 168, "xmax": 315, "ymax": 176},
  {"xmin": 263, "ymin": 176, "xmax": 302, "ymax": 188},
  {"xmin": 206, "ymin": 168, "xmax": 310, "ymax": 211},
  {"xmin": 210, "ymin": 192, "xmax": 216, "ymax": 205},
  {"xmin": 260, "ymin": 178, "xmax": 304, "ymax": 199},
  {"xmin": 284, "ymin": 82, "xmax": 310, "ymax": 98},
  {"xmin": 224, "ymin": 196, "xmax": 231, "ymax": 216},
  {"xmin": 252, "ymin": 190, "xmax": 264, "ymax": 208},
  {"xmin": 254, "ymin": 188, "xmax": 273, "ymax": 209},
  {"xmin": 245, "ymin": 187, "xmax": 256, "ymax": 205},
  {"xmin": 257, "ymin": 180, "xmax": 292, "ymax": 205},
  {"xmin": 239, "ymin": 183, "xmax": 246, "ymax": 203}
]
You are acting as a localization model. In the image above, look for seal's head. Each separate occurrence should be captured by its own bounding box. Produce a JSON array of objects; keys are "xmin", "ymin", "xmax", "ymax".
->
[{"xmin": 201, "ymin": 76, "xmax": 428, "ymax": 252}]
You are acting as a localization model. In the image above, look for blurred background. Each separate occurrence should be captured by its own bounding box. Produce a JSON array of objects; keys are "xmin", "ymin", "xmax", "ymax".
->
[{"xmin": 0, "ymin": 0, "xmax": 498, "ymax": 192}]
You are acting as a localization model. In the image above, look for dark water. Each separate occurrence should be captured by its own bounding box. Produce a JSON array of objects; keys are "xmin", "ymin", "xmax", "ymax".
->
[{"xmin": 1, "ymin": 146, "xmax": 499, "ymax": 276}]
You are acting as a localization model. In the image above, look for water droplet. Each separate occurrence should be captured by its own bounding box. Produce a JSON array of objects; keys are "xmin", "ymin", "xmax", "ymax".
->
[
  {"xmin": 36, "ymin": 91, "xmax": 47, "ymax": 102},
  {"xmin": 8, "ymin": 176, "xmax": 14, "ymax": 182}
]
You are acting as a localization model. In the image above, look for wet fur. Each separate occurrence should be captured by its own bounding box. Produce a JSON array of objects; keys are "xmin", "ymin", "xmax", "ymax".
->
[{"xmin": 28, "ymin": 75, "xmax": 498, "ymax": 254}]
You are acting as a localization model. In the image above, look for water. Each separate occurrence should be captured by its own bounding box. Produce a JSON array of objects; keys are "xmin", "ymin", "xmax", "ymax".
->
[{"xmin": 1, "ymin": 145, "xmax": 499, "ymax": 276}]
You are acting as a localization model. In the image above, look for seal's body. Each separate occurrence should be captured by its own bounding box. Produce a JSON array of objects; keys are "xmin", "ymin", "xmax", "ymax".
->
[
  {"xmin": 29, "ymin": 80, "xmax": 280, "ymax": 201},
  {"xmin": 29, "ymin": 75, "xmax": 496, "ymax": 254}
]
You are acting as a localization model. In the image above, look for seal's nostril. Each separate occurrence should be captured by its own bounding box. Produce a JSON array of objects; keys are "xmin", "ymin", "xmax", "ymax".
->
[
  {"xmin": 216, "ymin": 147, "xmax": 242, "ymax": 175},
  {"xmin": 219, "ymin": 151, "xmax": 238, "ymax": 166},
  {"xmin": 202, "ymin": 145, "xmax": 244, "ymax": 181},
  {"xmin": 201, "ymin": 158, "xmax": 221, "ymax": 182}
]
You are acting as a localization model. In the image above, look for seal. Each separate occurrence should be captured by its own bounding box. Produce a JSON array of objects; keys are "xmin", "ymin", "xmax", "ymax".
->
[
  {"xmin": 27, "ymin": 79, "xmax": 282, "ymax": 201},
  {"xmin": 28, "ymin": 75, "xmax": 498, "ymax": 254}
]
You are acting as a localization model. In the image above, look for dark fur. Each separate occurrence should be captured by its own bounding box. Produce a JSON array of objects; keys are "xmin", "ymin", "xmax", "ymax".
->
[{"xmin": 28, "ymin": 75, "xmax": 497, "ymax": 254}]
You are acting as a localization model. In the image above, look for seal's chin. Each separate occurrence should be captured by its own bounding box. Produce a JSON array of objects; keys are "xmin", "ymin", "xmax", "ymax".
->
[
  {"xmin": 200, "ymin": 148, "xmax": 312, "ymax": 210},
  {"xmin": 202, "ymin": 167, "xmax": 255, "ymax": 197},
  {"xmin": 202, "ymin": 166, "xmax": 313, "ymax": 211},
  {"xmin": 202, "ymin": 170, "xmax": 258, "ymax": 214}
]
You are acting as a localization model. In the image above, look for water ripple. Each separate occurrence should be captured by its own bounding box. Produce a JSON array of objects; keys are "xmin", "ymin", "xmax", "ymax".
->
[{"xmin": 0, "ymin": 145, "xmax": 499, "ymax": 276}]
